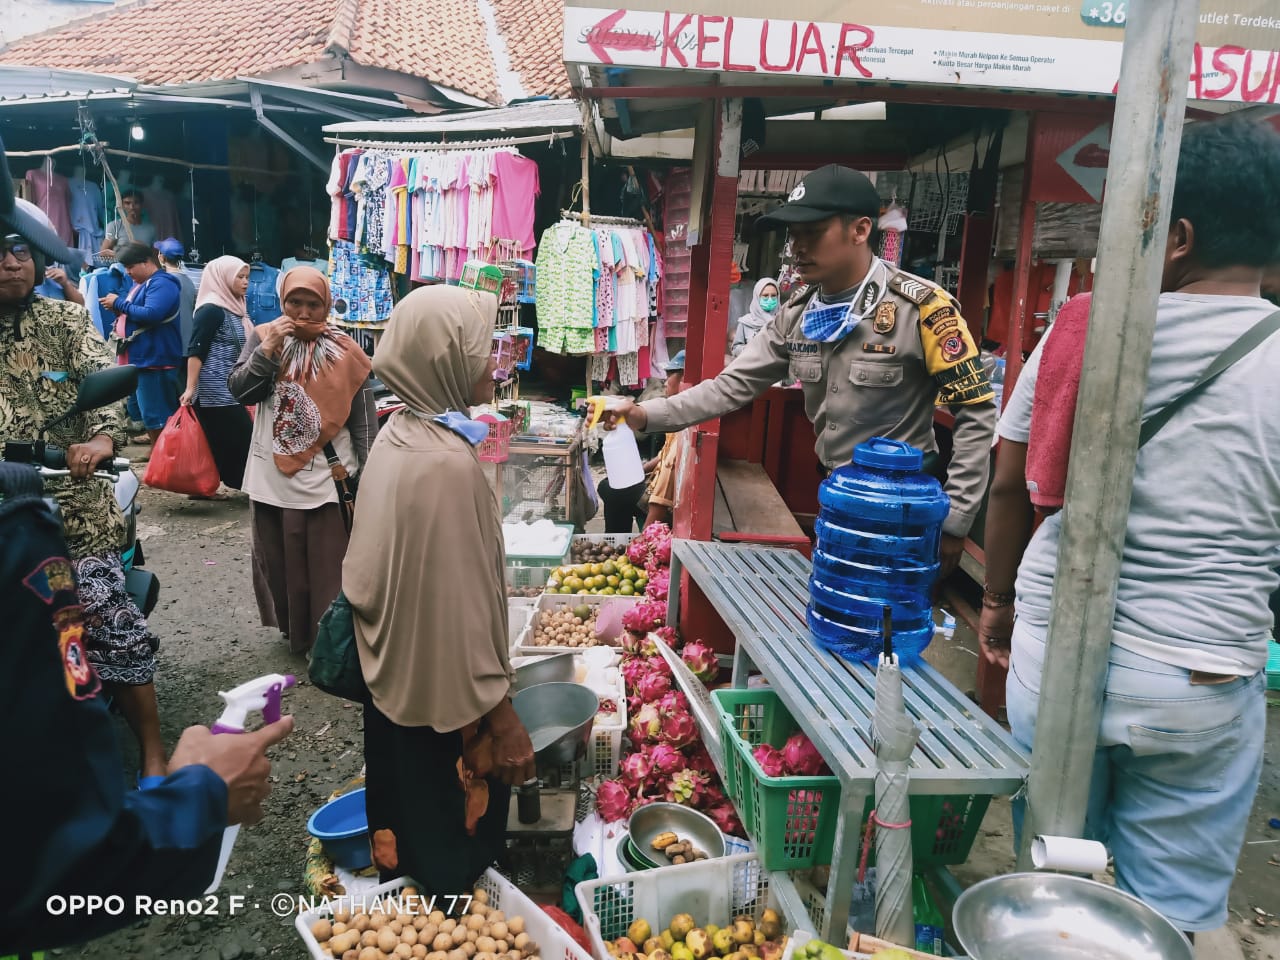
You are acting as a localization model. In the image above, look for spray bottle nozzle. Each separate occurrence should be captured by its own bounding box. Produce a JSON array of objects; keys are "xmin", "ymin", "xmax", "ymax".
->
[{"xmin": 210, "ymin": 673, "xmax": 296, "ymax": 735}]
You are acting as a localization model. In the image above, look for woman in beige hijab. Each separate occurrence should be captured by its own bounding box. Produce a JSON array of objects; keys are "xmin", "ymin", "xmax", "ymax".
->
[{"xmin": 343, "ymin": 285, "xmax": 534, "ymax": 893}]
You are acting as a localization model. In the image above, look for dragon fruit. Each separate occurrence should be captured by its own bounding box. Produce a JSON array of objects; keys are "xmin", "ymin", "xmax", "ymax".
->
[
  {"xmin": 596, "ymin": 779, "xmax": 634, "ymax": 822},
  {"xmin": 658, "ymin": 690, "xmax": 690, "ymax": 714},
  {"xmin": 648, "ymin": 742, "xmax": 686, "ymax": 777},
  {"xmin": 622, "ymin": 601, "xmax": 666, "ymax": 636},
  {"xmin": 645, "ymin": 568, "xmax": 671, "ymax": 603},
  {"xmin": 701, "ymin": 780, "xmax": 728, "ymax": 809},
  {"xmin": 684, "ymin": 743, "xmax": 717, "ymax": 775},
  {"xmin": 753, "ymin": 743, "xmax": 788, "ymax": 778},
  {"xmin": 635, "ymin": 670, "xmax": 672, "ymax": 703},
  {"xmin": 620, "ymin": 656, "xmax": 650, "ymax": 692},
  {"xmin": 706, "ymin": 801, "xmax": 744, "ymax": 837},
  {"xmin": 660, "ymin": 710, "xmax": 698, "ymax": 748},
  {"xmin": 782, "ymin": 732, "xmax": 830, "ymax": 776},
  {"xmin": 665, "ymin": 767, "xmax": 710, "ymax": 806},
  {"xmin": 619, "ymin": 748, "xmax": 653, "ymax": 787},
  {"xmin": 680, "ymin": 640, "xmax": 719, "ymax": 683},
  {"xmin": 629, "ymin": 702, "xmax": 663, "ymax": 744},
  {"xmin": 647, "ymin": 538, "xmax": 672, "ymax": 572},
  {"xmin": 654, "ymin": 625, "xmax": 679, "ymax": 647},
  {"xmin": 626, "ymin": 539, "xmax": 650, "ymax": 566}
]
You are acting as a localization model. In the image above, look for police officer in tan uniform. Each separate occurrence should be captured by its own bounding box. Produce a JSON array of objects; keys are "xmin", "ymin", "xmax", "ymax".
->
[{"xmin": 607, "ymin": 165, "xmax": 996, "ymax": 573}]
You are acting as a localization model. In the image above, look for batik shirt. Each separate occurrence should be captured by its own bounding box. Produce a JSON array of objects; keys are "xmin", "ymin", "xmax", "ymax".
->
[{"xmin": 0, "ymin": 297, "xmax": 128, "ymax": 557}]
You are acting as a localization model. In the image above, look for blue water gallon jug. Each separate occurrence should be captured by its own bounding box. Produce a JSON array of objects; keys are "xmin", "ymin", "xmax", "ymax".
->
[{"xmin": 807, "ymin": 437, "xmax": 950, "ymax": 663}]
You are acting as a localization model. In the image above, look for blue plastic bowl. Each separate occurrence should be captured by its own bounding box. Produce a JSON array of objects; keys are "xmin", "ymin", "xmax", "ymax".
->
[{"xmin": 307, "ymin": 788, "xmax": 371, "ymax": 870}]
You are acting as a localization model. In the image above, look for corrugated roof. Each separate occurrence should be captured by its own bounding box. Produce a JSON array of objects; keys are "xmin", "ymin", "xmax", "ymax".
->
[
  {"xmin": 324, "ymin": 97, "xmax": 579, "ymax": 134},
  {"xmin": 0, "ymin": 0, "xmax": 569, "ymax": 104},
  {"xmin": 0, "ymin": 64, "xmax": 135, "ymax": 102}
]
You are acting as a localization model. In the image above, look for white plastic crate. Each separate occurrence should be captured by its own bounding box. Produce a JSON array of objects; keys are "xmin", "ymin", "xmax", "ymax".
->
[
  {"xmin": 781, "ymin": 931, "xmax": 872, "ymax": 960},
  {"xmin": 508, "ymin": 596, "xmax": 538, "ymax": 648},
  {"xmin": 652, "ymin": 634, "xmax": 722, "ymax": 774},
  {"xmin": 516, "ymin": 593, "xmax": 642, "ymax": 656},
  {"xmin": 591, "ymin": 671, "xmax": 627, "ymax": 779},
  {"xmin": 295, "ymin": 869, "xmax": 594, "ymax": 960},
  {"xmin": 575, "ymin": 854, "xmax": 790, "ymax": 960}
]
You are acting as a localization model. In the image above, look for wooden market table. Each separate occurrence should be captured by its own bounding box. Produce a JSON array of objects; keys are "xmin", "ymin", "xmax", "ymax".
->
[{"xmin": 667, "ymin": 539, "xmax": 1030, "ymax": 943}]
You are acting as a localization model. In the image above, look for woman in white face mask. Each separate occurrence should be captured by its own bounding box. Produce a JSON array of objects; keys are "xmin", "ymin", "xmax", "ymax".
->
[{"xmin": 731, "ymin": 277, "xmax": 781, "ymax": 357}]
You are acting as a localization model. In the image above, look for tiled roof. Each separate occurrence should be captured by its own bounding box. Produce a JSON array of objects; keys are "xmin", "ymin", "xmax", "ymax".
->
[
  {"xmin": 492, "ymin": 0, "xmax": 570, "ymax": 98},
  {"xmin": 0, "ymin": 0, "xmax": 569, "ymax": 102},
  {"xmin": 0, "ymin": 0, "xmax": 334, "ymax": 85}
]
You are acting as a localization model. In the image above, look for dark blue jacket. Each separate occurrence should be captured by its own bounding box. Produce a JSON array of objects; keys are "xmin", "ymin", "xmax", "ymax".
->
[
  {"xmin": 118, "ymin": 270, "xmax": 184, "ymax": 368},
  {"xmin": 0, "ymin": 467, "xmax": 226, "ymax": 952}
]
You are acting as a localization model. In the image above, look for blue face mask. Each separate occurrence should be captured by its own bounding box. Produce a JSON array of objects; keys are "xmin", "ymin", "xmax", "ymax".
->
[
  {"xmin": 759, "ymin": 296, "xmax": 780, "ymax": 313},
  {"xmin": 432, "ymin": 410, "xmax": 490, "ymax": 446}
]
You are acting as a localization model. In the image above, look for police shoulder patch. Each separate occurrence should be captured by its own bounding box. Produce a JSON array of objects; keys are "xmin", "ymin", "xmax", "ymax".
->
[{"xmin": 888, "ymin": 272, "xmax": 935, "ymax": 305}]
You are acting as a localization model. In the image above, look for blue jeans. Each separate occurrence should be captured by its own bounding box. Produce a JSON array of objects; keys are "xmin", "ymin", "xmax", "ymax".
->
[
  {"xmin": 134, "ymin": 368, "xmax": 179, "ymax": 431},
  {"xmin": 1006, "ymin": 618, "xmax": 1265, "ymax": 931}
]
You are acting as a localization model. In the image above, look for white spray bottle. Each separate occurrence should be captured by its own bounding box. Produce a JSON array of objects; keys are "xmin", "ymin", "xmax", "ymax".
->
[
  {"xmin": 204, "ymin": 673, "xmax": 296, "ymax": 894},
  {"xmin": 586, "ymin": 396, "xmax": 645, "ymax": 489}
]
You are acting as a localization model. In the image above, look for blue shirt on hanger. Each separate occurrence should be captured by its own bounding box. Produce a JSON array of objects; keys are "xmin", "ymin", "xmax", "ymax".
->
[{"xmin": 245, "ymin": 261, "xmax": 282, "ymax": 326}]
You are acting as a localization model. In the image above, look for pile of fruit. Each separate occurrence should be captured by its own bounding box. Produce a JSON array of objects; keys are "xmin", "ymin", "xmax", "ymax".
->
[
  {"xmin": 530, "ymin": 604, "xmax": 602, "ymax": 648},
  {"xmin": 507, "ymin": 585, "xmax": 543, "ymax": 599},
  {"xmin": 649, "ymin": 831, "xmax": 710, "ymax": 865},
  {"xmin": 799, "ymin": 938, "xmax": 912, "ymax": 960},
  {"xmin": 310, "ymin": 886, "xmax": 540, "ymax": 960},
  {"xmin": 571, "ymin": 538, "xmax": 624, "ymax": 565},
  {"xmin": 547, "ymin": 559, "xmax": 648, "ymax": 597},
  {"xmin": 606, "ymin": 911, "xmax": 784, "ymax": 960}
]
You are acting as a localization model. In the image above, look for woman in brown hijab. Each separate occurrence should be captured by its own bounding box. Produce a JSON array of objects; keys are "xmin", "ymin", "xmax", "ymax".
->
[
  {"xmin": 229, "ymin": 266, "xmax": 375, "ymax": 654},
  {"xmin": 343, "ymin": 285, "xmax": 535, "ymax": 893}
]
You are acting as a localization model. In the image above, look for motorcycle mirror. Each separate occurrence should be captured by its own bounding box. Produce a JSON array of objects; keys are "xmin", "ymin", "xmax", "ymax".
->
[{"xmin": 42, "ymin": 365, "xmax": 139, "ymax": 436}]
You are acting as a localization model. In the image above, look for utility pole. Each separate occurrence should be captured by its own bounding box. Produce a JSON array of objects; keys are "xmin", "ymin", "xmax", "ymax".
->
[{"xmin": 1016, "ymin": 0, "xmax": 1200, "ymax": 868}]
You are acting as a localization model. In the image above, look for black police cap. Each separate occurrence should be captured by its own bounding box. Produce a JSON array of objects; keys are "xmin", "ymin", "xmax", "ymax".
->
[{"xmin": 758, "ymin": 165, "xmax": 882, "ymax": 228}]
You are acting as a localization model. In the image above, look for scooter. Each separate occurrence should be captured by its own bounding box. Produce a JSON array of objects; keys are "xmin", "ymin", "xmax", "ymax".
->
[{"xmin": 1, "ymin": 364, "xmax": 160, "ymax": 615}]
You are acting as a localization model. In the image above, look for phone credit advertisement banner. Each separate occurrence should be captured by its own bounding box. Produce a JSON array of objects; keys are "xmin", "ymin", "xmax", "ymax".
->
[{"xmin": 564, "ymin": 0, "xmax": 1280, "ymax": 103}]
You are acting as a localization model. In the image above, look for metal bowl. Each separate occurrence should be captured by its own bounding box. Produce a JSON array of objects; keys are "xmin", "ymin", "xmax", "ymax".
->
[
  {"xmin": 628, "ymin": 802, "xmax": 726, "ymax": 867},
  {"xmin": 512, "ymin": 653, "xmax": 576, "ymax": 692},
  {"xmin": 511, "ymin": 681, "xmax": 598, "ymax": 766},
  {"xmin": 953, "ymin": 873, "xmax": 1193, "ymax": 960}
]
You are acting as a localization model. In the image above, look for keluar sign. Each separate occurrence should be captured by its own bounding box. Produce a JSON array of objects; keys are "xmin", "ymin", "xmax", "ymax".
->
[{"xmin": 563, "ymin": 1, "xmax": 1280, "ymax": 103}]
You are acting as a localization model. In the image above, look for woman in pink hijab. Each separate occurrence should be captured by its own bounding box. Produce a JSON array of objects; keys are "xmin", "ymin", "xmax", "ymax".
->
[{"xmin": 180, "ymin": 255, "xmax": 253, "ymax": 492}]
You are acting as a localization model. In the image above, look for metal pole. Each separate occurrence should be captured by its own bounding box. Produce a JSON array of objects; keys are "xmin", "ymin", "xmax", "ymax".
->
[{"xmin": 1016, "ymin": 0, "xmax": 1199, "ymax": 869}]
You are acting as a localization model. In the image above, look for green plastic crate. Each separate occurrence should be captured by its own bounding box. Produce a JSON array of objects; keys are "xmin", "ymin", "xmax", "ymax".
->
[
  {"xmin": 1268, "ymin": 639, "xmax": 1280, "ymax": 691},
  {"xmin": 713, "ymin": 687, "xmax": 991, "ymax": 872}
]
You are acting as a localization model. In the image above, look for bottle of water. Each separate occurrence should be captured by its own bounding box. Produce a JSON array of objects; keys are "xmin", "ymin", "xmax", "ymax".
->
[{"xmin": 807, "ymin": 437, "xmax": 951, "ymax": 663}]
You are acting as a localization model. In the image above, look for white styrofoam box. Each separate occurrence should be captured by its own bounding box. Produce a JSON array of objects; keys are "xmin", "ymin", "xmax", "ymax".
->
[
  {"xmin": 516, "ymin": 593, "xmax": 642, "ymax": 656},
  {"xmin": 652, "ymin": 634, "xmax": 722, "ymax": 769},
  {"xmin": 576, "ymin": 854, "xmax": 789, "ymax": 960},
  {"xmin": 296, "ymin": 870, "xmax": 593, "ymax": 960},
  {"xmin": 781, "ymin": 931, "xmax": 873, "ymax": 960}
]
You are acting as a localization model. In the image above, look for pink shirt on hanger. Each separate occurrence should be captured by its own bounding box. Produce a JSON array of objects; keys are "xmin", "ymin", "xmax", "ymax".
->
[{"xmin": 491, "ymin": 153, "xmax": 540, "ymax": 254}]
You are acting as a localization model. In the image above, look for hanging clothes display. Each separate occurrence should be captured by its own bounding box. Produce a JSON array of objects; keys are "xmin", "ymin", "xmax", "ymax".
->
[
  {"xmin": 142, "ymin": 178, "xmax": 183, "ymax": 242},
  {"xmin": 245, "ymin": 261, "xmax": 282, "ymax": 327},
  {"xmin": 25, "ymin": 159, "xmax": 74, "ymax": 246},
  {"xmin": 329, "ymin": 240, "xmax": 393, "ymax": 325},
  {"xmin": 325, "ymin": 144, "xmax": 540, "ymax": 283},
  {"xmin": 535, "ymin": 216, "xmax": 664, "ymax": 387},
  {"xmin": 68, "ymin": 171, "xmax": 105, "ymax": 253}
]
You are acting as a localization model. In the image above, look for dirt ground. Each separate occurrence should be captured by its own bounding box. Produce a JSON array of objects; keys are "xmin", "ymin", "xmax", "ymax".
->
[{"xmin": 54, "ymin": 477, "xmax": 1280, "ymax": 959}]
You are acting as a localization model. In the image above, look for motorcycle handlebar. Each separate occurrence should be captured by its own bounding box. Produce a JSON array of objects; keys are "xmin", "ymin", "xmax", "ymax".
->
[{"xmin": 33, "ymin": 446, "xmax": 130, "ymax": 475}]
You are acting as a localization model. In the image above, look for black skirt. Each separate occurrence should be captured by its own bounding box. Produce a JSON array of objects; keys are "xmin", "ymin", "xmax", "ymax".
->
[
  {"xmin": 193, "ymin": 402, "xmax": 252, "ymax": 490},
  {"xmin": 363, "ymin": 700, "xmax": 512, "ymax": 893}
]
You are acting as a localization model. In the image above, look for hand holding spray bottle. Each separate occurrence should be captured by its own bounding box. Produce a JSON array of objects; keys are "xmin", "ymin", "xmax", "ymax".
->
[
  {"xmin": 586, "ymin": 396, "xmax": 645, "ymax": 489},
  {"xmin": 204, "ymin": 674, "xmax": 296, "ymax": 894}
]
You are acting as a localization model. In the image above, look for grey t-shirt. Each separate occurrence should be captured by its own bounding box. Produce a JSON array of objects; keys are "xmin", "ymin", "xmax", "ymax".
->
[
  {"xmin": 105, "ymin": 218, "xmax": 156, "ymax": 247},
  {"xmin": 999, "ymin": 292, "xmax": 1280, "ymax": 673}
]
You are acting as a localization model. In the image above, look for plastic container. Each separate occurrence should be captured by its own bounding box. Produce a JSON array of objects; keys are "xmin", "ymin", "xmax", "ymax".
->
[
  {"xmin": 1267, "ymin": 638, "xmax": 1280, "ymax": 691},
  {"xmin": 306, "ymin": 788, "xmax": 370, "ymax": 871},
  {"xmin": 296, "ymin": 870, "xmax": 594, "ymax": 960},
  {"xmin": 602, "ymin": 425, "xmax": 645, "ymax": 489},
  {"xmin": 713, "ymin": 689, "xmax": 990, "ymax": 872},
  {"xmin": 576, "ymin": 853, "xmax": 790, "ymax": 960},
  {"xmin": 808, "ymin": 437, "xmax": 951, "ymax": 663},
  {"xmin": 514, "ymin": 593, "xmax": 642, "ymax": 656}
]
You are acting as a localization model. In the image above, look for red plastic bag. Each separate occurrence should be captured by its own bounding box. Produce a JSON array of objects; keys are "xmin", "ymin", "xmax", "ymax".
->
[{"xmin": 143, "ymin": 406, "xmax": 220, "ymax": 497}]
